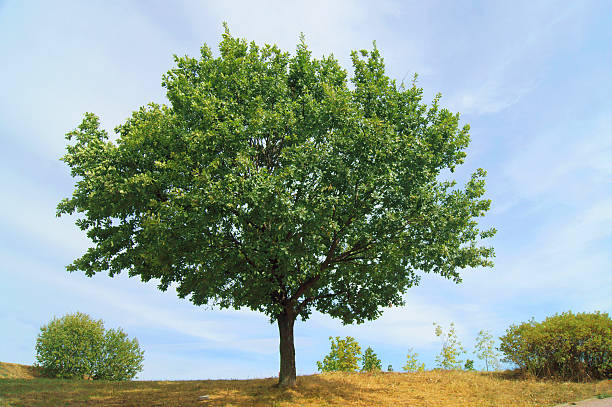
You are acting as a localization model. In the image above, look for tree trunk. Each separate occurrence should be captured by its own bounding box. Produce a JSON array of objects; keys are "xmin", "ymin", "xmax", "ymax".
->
[{"xmin": 277, "ymin": 310, "xmax": 297, "ymax": 387}]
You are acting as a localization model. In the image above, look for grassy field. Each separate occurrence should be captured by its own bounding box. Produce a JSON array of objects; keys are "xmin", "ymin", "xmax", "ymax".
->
[{"xmin": 0, "ymin": 363, "xmax": 610, "ymax": 407}]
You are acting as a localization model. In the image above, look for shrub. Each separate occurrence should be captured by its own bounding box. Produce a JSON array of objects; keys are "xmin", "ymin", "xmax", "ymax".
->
[
  {"xmin": 464, "ymin": 359, "xmax": 475, "ymax": 370},
  {"xmin": 35, "ymin": 312, "xmax": 144, "ymax": 380},
  {"xmin": 361, "ymin": 346, "xmax": 382, "ymax": 372},
  {"xmin": 317, "ymin": 336, "xmax": 361, "ymax": 372},
  {"xmin": 499, "ymin": 311, "xmax": 611, "ymax": 380},
  {"xmin": 403, "ymin": 348, "xmax": 425, "ymax": 372}
]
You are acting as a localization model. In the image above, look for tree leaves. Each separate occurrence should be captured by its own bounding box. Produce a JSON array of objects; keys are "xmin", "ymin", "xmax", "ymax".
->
[{"xmin": 59, "ymin": 29, "xmax": 496, "ymax": 325}]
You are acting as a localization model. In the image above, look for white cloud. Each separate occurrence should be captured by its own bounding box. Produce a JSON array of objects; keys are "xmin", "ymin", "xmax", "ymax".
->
[{"xmin": 0, "ymin": 1, "xmax": 175, "ymax": 161}]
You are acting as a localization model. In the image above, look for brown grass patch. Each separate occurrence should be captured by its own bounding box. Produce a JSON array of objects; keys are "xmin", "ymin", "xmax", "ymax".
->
[
  {"xmin": 0, "ymin": 368, "xmax": 610, "ymax": 407},
  {"xmin": 0, "ymin": 362, "xmax": 42, "ymax": 379}
]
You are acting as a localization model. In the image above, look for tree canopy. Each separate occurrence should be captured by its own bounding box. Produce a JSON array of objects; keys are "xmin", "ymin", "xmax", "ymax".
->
[{"xmin": 58, "ymin": 27, "xmax": 495, "ymax": 386}]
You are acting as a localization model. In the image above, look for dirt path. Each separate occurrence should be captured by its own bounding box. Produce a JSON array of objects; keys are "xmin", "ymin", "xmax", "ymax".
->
[{"xmin": 554, "ymin": 397, "xmax": 612, "ymax": 407}]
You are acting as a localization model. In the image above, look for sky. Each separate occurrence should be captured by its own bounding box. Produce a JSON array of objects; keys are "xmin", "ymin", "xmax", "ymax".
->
[{"xmin": 1, "ymin": 0, "xmax": 610, "ymax": 380}]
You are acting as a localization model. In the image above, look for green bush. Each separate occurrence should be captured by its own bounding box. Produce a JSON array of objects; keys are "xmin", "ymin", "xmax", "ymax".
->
[
  {"xmin": 361, "ymin": 346, "xmax": 382, "ymax": 372},
  {"xmin": 499, "ymin": 311, "xmax": 611, "ymax": 380},
  {"xmin": 35, "ymin": 312, "xmax": 144, "ymax": 380},
  {"xmin": 316, "ymin": 336, "xmax": 361, "ymax": 372},
  {"xmin": 464, "ymin": 359, "xmax": 475, "ymax": 370},
  {"xmin": 403, "ymin": 348, "xmax": 425, "ymax": 372}
]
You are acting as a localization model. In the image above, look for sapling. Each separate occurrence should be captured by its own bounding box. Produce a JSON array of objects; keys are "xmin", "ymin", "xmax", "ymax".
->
[{"xmin": 434, "ymin": 322, "xmax": 466, "ymax": 370}]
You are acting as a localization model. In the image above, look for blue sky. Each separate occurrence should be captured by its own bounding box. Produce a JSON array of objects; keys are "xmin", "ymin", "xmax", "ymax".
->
[{"xmin": 1, "ymin": 0, "xmax": 610, "ymax": 380}]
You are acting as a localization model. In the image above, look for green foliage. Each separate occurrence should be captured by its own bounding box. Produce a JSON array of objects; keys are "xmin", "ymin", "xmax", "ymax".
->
[
  {"xmin": 499, "ymin": 311, "xmax": 612, "ymax": 380},
  {"xmin": 402, "ymin": 348, "xmax": 425, "ymax": 372},
  {"xmin": 361, "ymin": 346, "xmax": 382, "ymax": 372},
  {"xmin": 58, "ymin": 26, "xmax": 495, "ymax": 385},
  {"xmin": 434, "ymin": 322, "xmax": 466, "ymax": 370},
  {"xmin": 58, "ymin": 27, "xmax": 495, "ymax": 324},
  {"xmin": 464, "ymin": 359, "xmax": 475, "ymax": 370},
  {"xmin": 96, "ymin": 328, "xmax": 145, "ymax": 381},
  {"xmin": 317, "ymin": 336, "xmax": 362, "ymax": 372},
  {"xmin": 474, "ymin": 329, "xmax": 501, "ymax": 372},
  {"xmin": 35, "ymin": 312, "xmax": 144, "ymax": 380},
  {"xmin": 387, "ymin": 364, "xmax": 393, "ymax": 372}
]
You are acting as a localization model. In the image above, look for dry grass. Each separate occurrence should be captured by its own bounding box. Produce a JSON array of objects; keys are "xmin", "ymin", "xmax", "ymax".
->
[
  {"xmin": 0, "ymin": 365, "xmax": 610, "ymax": 407},
  {"xmin": 0, "ymin": 363, "xmax": 42, "ymax": 379}
]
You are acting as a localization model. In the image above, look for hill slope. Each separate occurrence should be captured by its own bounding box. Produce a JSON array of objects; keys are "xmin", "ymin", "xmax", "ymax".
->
[
  {"xmin": 0, "ymin": 368, "xmax": 610, "ymax": 406},
  {"xmin": 0, "ymin": 362, "xmax": 41, "ymax": 379}
]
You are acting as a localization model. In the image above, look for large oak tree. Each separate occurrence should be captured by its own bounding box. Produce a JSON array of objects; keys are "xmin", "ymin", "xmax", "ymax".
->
[{"xmin": 58, "ymin": 28, "xmax": 495, "ymax": 386}]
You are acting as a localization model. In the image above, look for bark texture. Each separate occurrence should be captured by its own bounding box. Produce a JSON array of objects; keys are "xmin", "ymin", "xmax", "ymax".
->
[{"xmin": 277, "ymin": 311, "xmax": 296, "ymax": 387}]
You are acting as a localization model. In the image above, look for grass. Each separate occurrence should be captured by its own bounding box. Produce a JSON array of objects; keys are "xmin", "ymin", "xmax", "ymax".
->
[
  {"xmin": 0, "ymin": 363, "xmax": 610, "ymax": 407},
  {"xmin": 0, "ymin": 363, "xmax": 42, "ymax": 380}
]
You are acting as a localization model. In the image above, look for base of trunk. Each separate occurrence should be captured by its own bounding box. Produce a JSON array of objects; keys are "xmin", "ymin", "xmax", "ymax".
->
[{"xmin": 276, "ymin": 375, "xmax": 297, "ymax": 388}]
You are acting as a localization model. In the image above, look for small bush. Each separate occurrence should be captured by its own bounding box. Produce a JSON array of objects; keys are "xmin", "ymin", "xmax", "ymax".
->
[
  {"xmin": 317, "ymin": 336, "xmax": 361, "ymax": 372},
  {"xmin": 35, "ymin": 312, "xmax": 144, "ymax": 380},
  {"xmin": 499, "ymin": 311, "xmax": 611, "ymax": 380},
  {"xmin": 403, "ymin": 348, "xmax": 425, "ymax": 372},
  {"xmin": 361, "ymin": 347, "xmax": 382, "ymax": 372}
]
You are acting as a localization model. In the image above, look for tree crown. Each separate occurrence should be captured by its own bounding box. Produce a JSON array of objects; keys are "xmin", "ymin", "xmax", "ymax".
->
[{"xmin": 58, "ymin": 28, "xmax": 495, "ymax": 324}]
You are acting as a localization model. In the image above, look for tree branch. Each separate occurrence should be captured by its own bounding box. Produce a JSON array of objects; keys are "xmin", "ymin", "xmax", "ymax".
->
[
  {"xmin": 289, "ymin": 274, "xmax": 320, "ymax": 305},
  {"xmin": 296, "ymin": 289, "xmax": 348, "ymax": 314}
]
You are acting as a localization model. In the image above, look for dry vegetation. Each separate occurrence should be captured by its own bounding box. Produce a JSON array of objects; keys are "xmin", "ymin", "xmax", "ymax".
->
[
  {"xmin": 0, "ymin": 363, "xmax": 610, "ymax": 407},
  {"xmin": 0, "ymin": 363, "xmax": 42, "ymax": 380}
]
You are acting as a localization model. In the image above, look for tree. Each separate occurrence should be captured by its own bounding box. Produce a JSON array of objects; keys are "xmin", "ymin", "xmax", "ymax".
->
[
  {"xmin": 57, "ymin": 26, "xmax": 495, "ymax": 386},
  {"xmin": 474, "ymin": 329, "xmax": 501, "ymax": 372},
  {"xmin": 317, "ymin": 336, "xmax": 362, "ymax": 372},
  {"xmin": 361, "ymin": 346, "xmax": 382, "ymax": 372},
  {"xmin": 434, "ymin": 322, "xmax": 466, "ymax": 370},
  {"xmin": 35, "ymin": 312, "xmax": 144, "ymax": 380},
  {"xmin": 403, "ymin": 348, "xmax": 425, "ymax": 372}
]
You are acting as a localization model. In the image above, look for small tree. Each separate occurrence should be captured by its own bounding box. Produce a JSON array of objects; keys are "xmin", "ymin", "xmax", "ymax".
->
[
  {"xmin": 35, "ymin": 312, "xmax": 144, "ymax": 380},
  {"xmin": 361, "ymin": 346, "xmax": 382, "ymax": 372},
  {"xmin": 403, "ymin": 348, "xmax": 425, "ymax": 372},
  {"xmin": 317, "ymin": 336, "xmax": 361, "ymax": 372},
  {"xmin": 434, "ymin": 322, "xmax": 465, "ymax": 370},
  {"xmin": 474, "ymin": 329, "xmax": 501, "ymax": 372},
  {"xmin": 464, "ymin": 359, "xmax": 475, "ymax": 370}
]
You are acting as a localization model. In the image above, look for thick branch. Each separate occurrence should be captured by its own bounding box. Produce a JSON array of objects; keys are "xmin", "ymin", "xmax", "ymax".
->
[{"xmin": 290, "ymin": 274, "xmax": 320, "ymax": 305}]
